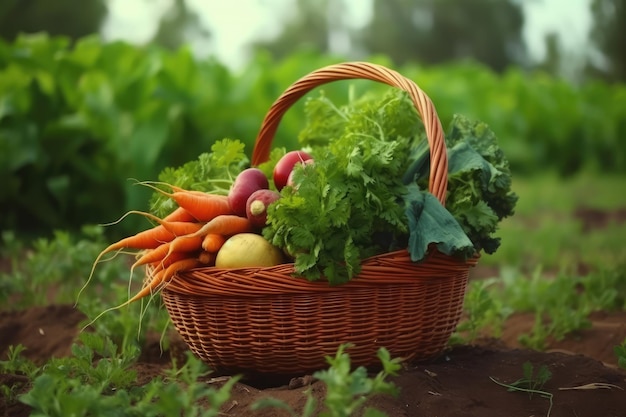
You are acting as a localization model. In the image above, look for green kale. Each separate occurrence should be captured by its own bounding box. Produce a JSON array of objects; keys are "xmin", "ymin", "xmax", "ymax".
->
[
  {"xmin": 402, "ymin": 113, "xmax": 517, "ymax": 253},
  {"xmin": 445, "ymin": 115, "xmax": 518, "ymax": 253},
  {"xmin": 404, "ymin": 183, "xmax": 475, "ymax": 262}
]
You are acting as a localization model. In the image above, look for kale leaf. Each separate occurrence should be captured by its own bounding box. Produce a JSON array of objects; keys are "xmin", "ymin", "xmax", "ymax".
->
[{"xmin": 445, "ymin": 115, "xmax": 518, "ymax": 253}]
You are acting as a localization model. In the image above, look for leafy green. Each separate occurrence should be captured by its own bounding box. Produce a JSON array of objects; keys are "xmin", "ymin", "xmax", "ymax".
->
[
  {"xmin": 264, "ymin": 90, "xmax": 421, "ymax": 284},
  {"xmin": 445, "ymin": 115, "xmax": 518, "ymax": 253},
  {"xmin": 264, "ymin": 89, "xmax": 516, "ymax": 284},
  {"xmin": 404, "ymin": 114, "xmax": 518, "ymax": 254},
  {"xmin": 404, "ymin": 184, "xmax": 475, "ymax": 261},
  {"xmin": 149, "ymin": 138, "xmax": 248, "ymax": 218}
]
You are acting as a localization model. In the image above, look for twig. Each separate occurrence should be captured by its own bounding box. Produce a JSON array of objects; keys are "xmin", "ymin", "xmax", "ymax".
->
[
  {"xmin": 489, "ymin": 377, "xmax": 553, "ymax": 417},
  {"xmin": 559, "ymin": 383, "xmax": 624, "ymax": 391}
]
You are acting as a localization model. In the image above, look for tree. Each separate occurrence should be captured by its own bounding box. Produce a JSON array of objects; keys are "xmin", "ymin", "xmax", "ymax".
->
[
  {"xmin": 359, "ymin": 0, "xmax": 527, "ymax": 72},
  {"xmin": 250, "ymin": 0, "xmax": 345, "ymax": 60},
  {"xmin": 150, "ymin": 0, "xmax": 210, "ymax": 51},
  {"xmin": 0, "ymin": 0, "xmax": 107, "ymax": 41},
  {"xmin": 589, "ymin": 0, "xmax": 626, "ymax": 81}
]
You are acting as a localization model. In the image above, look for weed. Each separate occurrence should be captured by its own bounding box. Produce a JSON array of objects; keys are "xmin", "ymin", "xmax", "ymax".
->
[
  {"xmin": 490, "ymin": 361, "xmax": 553, "ymax": 417},
  {"xmin": 451, "ymin": 278, "xmax": 509, "ymax": 344},
  {"xmin": 252, "ymin": 344, "xmax": 402, "ymax": 417},
  {"xmin": 18, "ymin": 333, "xmax": 236, "ymax": 417}
]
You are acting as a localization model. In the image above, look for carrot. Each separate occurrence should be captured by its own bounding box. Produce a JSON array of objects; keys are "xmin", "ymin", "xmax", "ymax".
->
[
  {"xmin": 138, "ymin": 182, "xmax": 232, "ymax": 221},
  {"xmin": 201, "ymin": 233, "xmax": 226, "ymax": 253},
  {"xmin": 132, "ymin": 234, "xmax": 204, "ymax": 271},
  {"xmin": 82, "ymin": 258, "xmax": 200, "ymax": 330},
  {"xmin": 125, "ymin": 210, "xmax": 204, "ymax": 236},
  {"xmin": 135, "ymin": 258, "xmax": 199, "ymax": 300},
  {"xmin": 189, "ymin": 214, "xmax": 254, "ymax": 239},
  {"xmin": 77, "ymin": 224, "xmax": 177, "ymax": 304},
  {"xmin": 163, "ymin": 206, "xmax": 198, "ymax": 222},
  {"xmin": 198, "ymin": 251, "xmax": 216, "ymax": 265}
]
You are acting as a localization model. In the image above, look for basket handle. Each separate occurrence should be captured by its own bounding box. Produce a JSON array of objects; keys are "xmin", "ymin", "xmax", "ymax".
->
[{"xmin": 250, "ymin": 61, "xmax": 448, "ymax": 205}]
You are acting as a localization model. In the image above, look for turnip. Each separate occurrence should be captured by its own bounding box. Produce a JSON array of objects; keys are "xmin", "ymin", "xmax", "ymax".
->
[
  {"xmin": 273, "ymin": 150, "xmax": 313, "ymax": 191},
  {"xmin": 246, "ymin": 189, "xmax": 281, "ymax": 228},
  {"xmin": 228, "ymin": 168, "xmax": 269, "ymax": 217},
  {"xmin": 215, "ymin": 233, "xmax": 284, "ymax": 268}
]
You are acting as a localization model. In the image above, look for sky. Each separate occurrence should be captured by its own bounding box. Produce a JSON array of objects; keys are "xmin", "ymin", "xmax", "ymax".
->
[{"xmin": 102, "ymin": 0, "xmax": 593, "ymax": 70}]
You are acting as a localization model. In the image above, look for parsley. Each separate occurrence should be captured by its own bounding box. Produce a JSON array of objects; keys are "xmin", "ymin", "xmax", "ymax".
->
[{"xmin": 264, "ymin": 90, "xmax": 422, "ymax": 285}]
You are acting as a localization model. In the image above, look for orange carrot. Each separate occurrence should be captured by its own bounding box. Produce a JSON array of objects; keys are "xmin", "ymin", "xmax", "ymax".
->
[
  {"xmin": 163, "ymin": 206, "xmax": 197, "ymax": 222},
  {"xmin": 138, "ymin": 183, "xmax": 232, "ymax": 221},
  {"xmin": 131, "ymin": 258, "xmax": 200, "ymax": 302},
  {"xmin": 83, "ymin": 258, "xmax": 200, "ymax": 329},
  {"xmin": 189, "ymin": 214, "xmax": 254, "ymax": 239},
  {"xmin": 126, "ymin": 210, "xmax": 204, "ymax": 236},
  {"xmin": 132, "ymin": 234, "xmax": 203, "ymax": 271},
  {"xmin": 198, "ymin": 251, "xmax": 216, "ymax": 265},
  {"xmin": 201, "ymin": 233, "xmax": 226, "ymax": 253},
  {"xmin": 77, "ymin": 224, "xmax": 177, "ymax": 304}
]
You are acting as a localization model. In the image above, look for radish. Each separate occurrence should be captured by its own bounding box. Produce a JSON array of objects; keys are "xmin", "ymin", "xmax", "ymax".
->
[
  {"xmin": 286, "ymin": 158, "xmax": 315, "ymax": 188},
  {"xmin": 228, "ymin": 168, "xmax": 269, "ymax": 217},
  {"xmin": 273, "ymin": 150, "xmax": 313, "ymax": 191},
  {"xmin": 246, "ymin": 189, "xmax": 281, "ymax": 228}
]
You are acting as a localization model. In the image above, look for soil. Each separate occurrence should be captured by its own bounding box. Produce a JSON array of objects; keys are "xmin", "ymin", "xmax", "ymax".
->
[{"xmin": 1, "ymin": 207, "xmax": 625, "ymax": 416}]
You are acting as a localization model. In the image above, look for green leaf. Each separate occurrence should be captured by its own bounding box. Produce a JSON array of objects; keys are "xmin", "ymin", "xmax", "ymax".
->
[{"xmin": 405, "ymin": 184, "xmax": 475, "ymax": 261}]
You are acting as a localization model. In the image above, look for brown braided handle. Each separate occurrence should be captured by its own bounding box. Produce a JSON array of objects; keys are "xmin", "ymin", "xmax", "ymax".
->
[{"xmin": 250, "ymin": 61, "xmax": 448, "ymax": 204}]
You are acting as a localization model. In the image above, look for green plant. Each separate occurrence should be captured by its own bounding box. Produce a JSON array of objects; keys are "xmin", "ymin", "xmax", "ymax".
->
[
  {"xmin": 18, "ymin": 333, "xmax": 237, "ymax": 417},
  {"xmin": 0, "ymin": 225, "xmax": 130, "ymax": 308},
  {"xmin": 252, "ymin": 344, "xmax": 402, "ymax": 417},
  {"xmin": 451, "ymin": 278, "xmax": 508, "ymax": 344},
  {"xmin": 490, "ymin": 361, "xmax": 553, "ymax": 417},
  {"xmin": 0, "ymin": 344, "xmax": 40, "ymax": 408},
  {"xmin": 0, "ymin": 344, "xmax": 39, "ymax": 378}
]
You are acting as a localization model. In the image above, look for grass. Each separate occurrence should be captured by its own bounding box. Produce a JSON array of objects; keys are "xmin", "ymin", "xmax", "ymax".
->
[
  {"xmin": 0, "ymin": 171, "xmax": 624, "ymax": 416},
  {"xmin": 482, "ymin": 171, "xmax": 626, "ymax": 272}
]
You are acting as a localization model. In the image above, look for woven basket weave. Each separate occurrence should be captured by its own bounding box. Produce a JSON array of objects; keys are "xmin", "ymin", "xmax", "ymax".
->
[{"xmin": 161, "ymin": 62, "xmax": 479, "ymax": 375}]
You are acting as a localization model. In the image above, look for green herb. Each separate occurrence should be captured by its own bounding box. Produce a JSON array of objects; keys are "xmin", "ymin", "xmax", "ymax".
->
[{"xmin": 264, "ymin": 91, "xmax": 421, "ymax": 284}]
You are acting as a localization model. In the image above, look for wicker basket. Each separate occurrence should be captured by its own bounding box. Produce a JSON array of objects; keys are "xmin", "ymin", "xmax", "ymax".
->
[{"xmin": 161, "ymin": 62, "xmax": 479, "ymax": 376}]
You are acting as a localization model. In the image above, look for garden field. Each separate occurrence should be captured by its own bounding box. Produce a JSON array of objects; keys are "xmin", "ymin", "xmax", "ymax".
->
[
  {"xmin": 1, "ymin": 173, "xmax": 625, "ymax": 417},
  {"xmin": 1, "ymin": 36, "xmax": 626, "ymax": 416}
]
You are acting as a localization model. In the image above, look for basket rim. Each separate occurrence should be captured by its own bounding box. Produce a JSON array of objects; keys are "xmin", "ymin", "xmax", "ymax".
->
[{"xmin": 162, "ymin": 249, "xmax": 480, "ymax": 297}]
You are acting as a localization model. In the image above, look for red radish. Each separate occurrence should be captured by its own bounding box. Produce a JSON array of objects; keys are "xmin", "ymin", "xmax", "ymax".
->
[
  {"xmin": 228, "ymin": 168, "xmax": 269, "ymax": 216},
  {"xmin": 286, "ymin": 158, "xmax": 315, "ymax": 188},
  {"xmin": 246, "ymin": 189, "xmax": 281, "ymax": 227},
  {"xmin": 273, "ymin": 150, "xmax": 312, "ymax": 191}
]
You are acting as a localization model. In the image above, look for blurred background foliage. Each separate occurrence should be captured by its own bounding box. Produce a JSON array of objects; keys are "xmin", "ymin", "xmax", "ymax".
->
[{"xmin": 1, "ymin": 0, "xmax": 625, "ymax": 239}]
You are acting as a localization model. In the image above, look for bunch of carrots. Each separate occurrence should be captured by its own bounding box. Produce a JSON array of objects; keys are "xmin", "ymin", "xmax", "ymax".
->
[{"xmin": 81, "ymin": 182, "xmax": 256, "ymax": 311}]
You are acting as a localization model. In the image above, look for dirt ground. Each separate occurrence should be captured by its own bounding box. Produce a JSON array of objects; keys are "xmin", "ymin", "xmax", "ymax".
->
[
  {"xmin": 1, "ymin": 296, "xmax": 625, "ymax": 417},
  {"xmin": 1, "ymin": 207, "xmax": 625, "ymax": 416}
]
